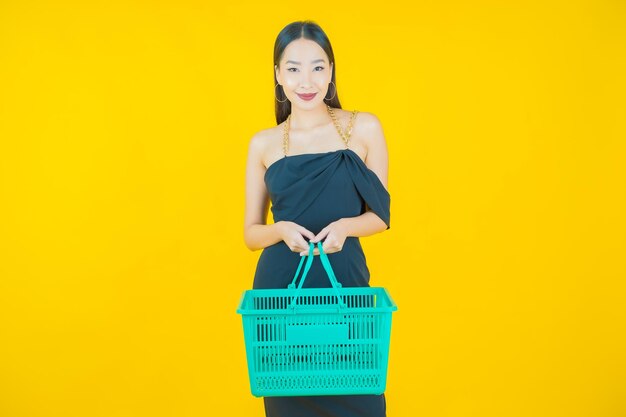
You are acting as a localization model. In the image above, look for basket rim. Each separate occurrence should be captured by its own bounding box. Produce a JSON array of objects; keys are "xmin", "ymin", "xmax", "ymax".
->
[{"xmin": 236, "ymin": 287, "xmax": 398, "ymax": 315}]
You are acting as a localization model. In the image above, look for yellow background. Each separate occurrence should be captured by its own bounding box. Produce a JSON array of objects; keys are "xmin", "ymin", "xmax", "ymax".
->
[{"xmin": 1, "ymin": 1, "xmax": 624, "ymax": 416}]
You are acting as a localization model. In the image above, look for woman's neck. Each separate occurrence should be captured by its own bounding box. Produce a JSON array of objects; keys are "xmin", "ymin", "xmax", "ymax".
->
[{"xmin": 288, "ymin": 105, "xmax": 332, "ymax": 131}]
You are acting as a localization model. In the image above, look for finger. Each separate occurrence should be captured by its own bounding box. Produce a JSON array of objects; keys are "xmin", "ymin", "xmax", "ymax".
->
[
  {"xmin": 298, "ymin": 239, "xmax": 312, "ymax": 253},
  {"xmin": 311, "ymin": 228, "xmax": 330, "ymax": 243},
  {"xmin": 298, "ymin": 226, "xmax": 316, "ymax": 241},
  {"xmin": 298, "ymin": 240, "xmax": 317, "ymax": 256},
  {"xmin": 322, "ymin": 240, "xmax": 341, "ymax": 254},
  {"xmin": 309, "ymin": 227, "xmax": 325, "ymax": 243}
]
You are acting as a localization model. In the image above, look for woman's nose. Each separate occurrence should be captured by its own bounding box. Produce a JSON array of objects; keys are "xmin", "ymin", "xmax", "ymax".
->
[{"xmin": 299, "ymin": 72, "xmax": 312, "ymax": 88}]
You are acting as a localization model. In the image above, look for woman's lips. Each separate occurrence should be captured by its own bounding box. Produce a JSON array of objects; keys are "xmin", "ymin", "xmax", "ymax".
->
[{"xmin": 297, "ymin": 92, "xmax": 317, "ymax": 101}]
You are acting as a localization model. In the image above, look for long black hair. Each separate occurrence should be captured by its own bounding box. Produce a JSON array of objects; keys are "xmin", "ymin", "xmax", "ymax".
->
[{"xmin": 273, "ymin": 21, "xmax": 343, "ymax": 125}]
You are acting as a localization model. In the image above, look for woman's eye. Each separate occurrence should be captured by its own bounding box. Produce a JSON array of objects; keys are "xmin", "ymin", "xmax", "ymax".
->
[{"xmin": 286, "ymin": 67, "xmax": 324, "ymax": 72}]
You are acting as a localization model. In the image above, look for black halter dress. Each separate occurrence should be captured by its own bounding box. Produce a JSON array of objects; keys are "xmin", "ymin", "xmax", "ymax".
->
[{"xmin": 252, "ymin": 144, "xmax": 391, "ymax": 417}]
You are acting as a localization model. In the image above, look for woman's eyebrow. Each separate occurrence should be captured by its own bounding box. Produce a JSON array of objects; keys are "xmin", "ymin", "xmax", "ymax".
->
[{"xmin": 285, "ymin": 59, "xmax": 326, "ymax": 65}]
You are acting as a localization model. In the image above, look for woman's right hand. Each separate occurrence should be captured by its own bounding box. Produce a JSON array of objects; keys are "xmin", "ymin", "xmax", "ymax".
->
[{"xmin": 274, "ymin": 221, "xmax": 316, "ymax": 254}]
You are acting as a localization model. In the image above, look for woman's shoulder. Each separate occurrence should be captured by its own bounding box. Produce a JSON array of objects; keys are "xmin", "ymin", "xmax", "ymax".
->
[
  {"xmin": 249, "ymin": 124, "xmax": 282, "ymax": 150},
  {"xmin": 349, "ymin": 109, "xmax": 382, "ymax": 128},
  {"xmin": 248, "ymin": 124, "xmax": 283, "ymax": 170},
  {"xmin": 330, "ymin": 108, "xmax": 382, "ymax": 135},
  {"xmin": 339, "ymin": 109, "xmax": 385, "ymax": 153}
]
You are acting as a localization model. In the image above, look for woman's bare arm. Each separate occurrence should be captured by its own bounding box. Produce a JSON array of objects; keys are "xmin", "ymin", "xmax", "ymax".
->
[{"xmin": 243, "ymin": 132, "xmax": 283, "ymax": 251}]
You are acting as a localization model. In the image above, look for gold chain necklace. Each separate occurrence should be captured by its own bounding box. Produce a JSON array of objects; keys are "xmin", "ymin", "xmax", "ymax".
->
[{"xmin": 283, "ymin": 105, "xmax": 358, "ymax": 156}]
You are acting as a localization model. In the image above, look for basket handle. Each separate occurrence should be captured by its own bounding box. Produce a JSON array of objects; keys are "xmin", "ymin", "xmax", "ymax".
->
[{"xmin": 288, "ymin": 241, "xmax": 346, "ymax": 310}]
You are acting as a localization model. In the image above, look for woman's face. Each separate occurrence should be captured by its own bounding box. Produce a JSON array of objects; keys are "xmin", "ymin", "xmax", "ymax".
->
[{"xmin": 275, "ymin": 38, "xmax": 333, "ymax": 109}]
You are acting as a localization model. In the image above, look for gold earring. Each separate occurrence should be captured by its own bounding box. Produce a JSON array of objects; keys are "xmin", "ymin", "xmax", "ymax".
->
[
  {"xmin": 275, "ymin": 83, "xmax": 288, "ymax": 103},
  {"xmin": 324, "ymin": 81, "xmax": 337, "ymax": 101}
]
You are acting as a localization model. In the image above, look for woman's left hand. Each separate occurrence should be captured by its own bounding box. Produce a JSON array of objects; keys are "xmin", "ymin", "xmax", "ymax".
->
[{"xmin": 300, "ymin": 219, "xmax": 349, "ymax": 256}]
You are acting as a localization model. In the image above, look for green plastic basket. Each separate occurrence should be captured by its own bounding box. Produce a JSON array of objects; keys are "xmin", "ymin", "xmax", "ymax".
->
[{"xmin": 237, "ymin": 241, "xmax": 397, "ymax": 397}]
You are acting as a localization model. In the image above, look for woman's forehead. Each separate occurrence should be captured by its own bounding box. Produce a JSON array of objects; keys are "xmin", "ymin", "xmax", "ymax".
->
[{"xmin": 282, "ymin": 39, "xmax": 327, "ymax": 62}]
